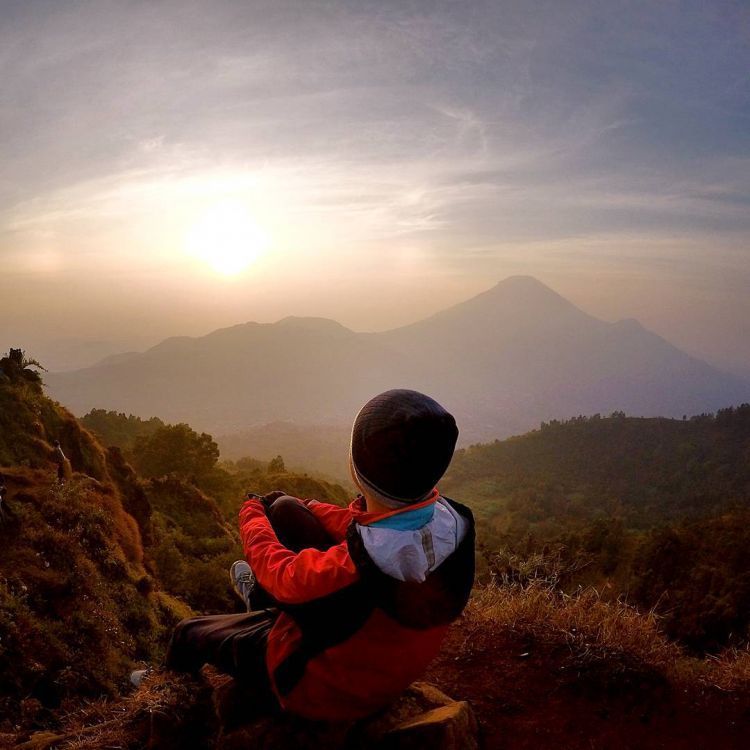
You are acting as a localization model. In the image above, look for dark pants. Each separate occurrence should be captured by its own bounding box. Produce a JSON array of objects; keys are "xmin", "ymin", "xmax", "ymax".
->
[{"xmin": 165, "ymin": 496, "xmax": 335, "ymax": 704}]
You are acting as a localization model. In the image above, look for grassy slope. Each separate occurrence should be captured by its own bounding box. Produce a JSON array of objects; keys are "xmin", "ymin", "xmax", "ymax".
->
[
  {"xmin": 10, "ymin": 583, "xmax": 750, "ymax": 749},
  {"xmin": 425, "ymin": 585, "xmax": 750, "ymax": 750},
  {"xmin": 5, "ymin": 376, "xmax": 750, "ymax": 746},
  {"xmin": 440, "ymin": 410, "xmax": 750, "ymax": 654},
  {"xmin": 0, "ymin": 476, "xmax": 190, "ymax": 728},
  {"xmin": 0, "ymin": 375, "xmax": 351, "ymax": 735}
]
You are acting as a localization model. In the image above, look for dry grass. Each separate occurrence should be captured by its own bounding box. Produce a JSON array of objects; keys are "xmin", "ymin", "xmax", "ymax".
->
[
  {"xmin": 11, "ymin": 671, "xmax": 214, "ymax": 750},
  {"xmin": 470, "ymin": 581, "xmax": 750, "ymax": 695},
  {"xmin": 702, "ymin": 647, "xmax": 750, "ymax": 693}
]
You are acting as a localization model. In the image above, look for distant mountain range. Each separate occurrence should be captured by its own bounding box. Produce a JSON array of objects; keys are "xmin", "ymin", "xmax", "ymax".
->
[{"xmin": 46, "ymin": 276, "xmax": 750, "ymax": 445}]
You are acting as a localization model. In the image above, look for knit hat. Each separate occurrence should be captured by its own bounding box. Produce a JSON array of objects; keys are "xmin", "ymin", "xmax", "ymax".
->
[{"xmin": 350, "ymin": 389, "xmax": 459, "ymax": 507}]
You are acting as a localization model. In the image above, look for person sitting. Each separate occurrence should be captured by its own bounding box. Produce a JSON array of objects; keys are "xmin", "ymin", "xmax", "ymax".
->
[{"xmin": 135, "ymin": 389, "xmax": 474, "ymax": 722}]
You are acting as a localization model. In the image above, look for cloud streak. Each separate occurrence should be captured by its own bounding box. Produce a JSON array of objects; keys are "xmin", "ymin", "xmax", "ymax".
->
[{"xmin": 0, "ymin": 0, "xmax": 748, "ymax": 371}]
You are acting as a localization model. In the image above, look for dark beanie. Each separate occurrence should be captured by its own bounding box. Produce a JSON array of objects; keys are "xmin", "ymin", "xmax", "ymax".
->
[{"xmin": 350, "ymin": 389, "xmax": 459, "ymax": 505}]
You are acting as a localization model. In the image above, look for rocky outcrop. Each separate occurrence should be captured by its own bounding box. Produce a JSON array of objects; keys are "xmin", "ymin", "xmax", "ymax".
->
[
  {"xmin": 11, "ymin": 669, "xmax": 479, "ymax": 750},
  {"xmin": 353, "ymin": 682, "xmax": 479, "ymax": 750},
  {"xmin": 212, "ymin": 672, "xmax": 479, "ymax": 750}
]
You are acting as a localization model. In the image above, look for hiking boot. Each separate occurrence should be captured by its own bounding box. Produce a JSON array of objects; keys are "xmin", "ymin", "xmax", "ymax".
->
[{"xmin": 230, "ymin": 560, "xmax": 257, "ymax": 611}]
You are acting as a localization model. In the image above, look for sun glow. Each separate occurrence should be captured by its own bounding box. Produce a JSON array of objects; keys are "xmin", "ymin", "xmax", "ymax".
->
[{"xmin": 184, "ymin": 200, "xmax": 269, "ymax": 276}]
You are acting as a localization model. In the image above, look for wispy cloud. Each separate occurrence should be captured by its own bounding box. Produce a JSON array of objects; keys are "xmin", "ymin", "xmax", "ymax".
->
[{"xmin": 0, "ymin": 0, "xmax": 748, "ymax": 370}]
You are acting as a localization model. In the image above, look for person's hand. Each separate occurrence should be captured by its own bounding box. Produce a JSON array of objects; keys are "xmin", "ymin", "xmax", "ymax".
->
[{"xmin": 246, "ymin": 490, "xmax": 287, "ymax": 509}]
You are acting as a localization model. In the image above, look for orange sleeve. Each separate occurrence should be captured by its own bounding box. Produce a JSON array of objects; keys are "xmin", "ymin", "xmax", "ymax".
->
[
  {"xmin": 304, "ymin": 500, "xmax": 354, "ymax": 542},
  {"xmin": 238, "ymin": 499, "xmax": 359, "ymax": 604}
]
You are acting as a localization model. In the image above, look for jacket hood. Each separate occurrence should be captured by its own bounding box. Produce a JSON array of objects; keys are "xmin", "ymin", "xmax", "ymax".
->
[
  {"xmin": 355, "ymin": 497, "xmax": 469, "ymax": 583},
  {"xmin": 346, "ymin": 496, "xmax": 475, "ymax": 629}
]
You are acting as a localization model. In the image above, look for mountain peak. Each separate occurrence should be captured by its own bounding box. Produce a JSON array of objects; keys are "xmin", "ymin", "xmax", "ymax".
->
[
  {"xmin": 382, "ymin": 276, "xmax": 594, "ymax": 344},
  {"xmin": 489, "ymin": 275, "xmax": 568, "ymax": 302},
  {"xmin": 493, "ymin": 275, "xmax": 549, "ymax": 290},
  {"xmin": 456, "ymin": 275, "xmax": 584, "ymax": 318},
  {"xmin": 612, "ymin": 318, "xmax": 646, "ymax": 333}
]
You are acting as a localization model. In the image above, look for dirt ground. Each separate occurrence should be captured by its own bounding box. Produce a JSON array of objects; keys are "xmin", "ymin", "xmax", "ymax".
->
[{"xmin": 425, "ymin": 618, "xmax": 750, "ymax": 750}]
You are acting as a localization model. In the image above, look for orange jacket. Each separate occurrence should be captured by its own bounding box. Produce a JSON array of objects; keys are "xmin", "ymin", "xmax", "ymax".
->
[{"xmin": 238, "ymin": 494, "xmax": 474, "ymax": 721}]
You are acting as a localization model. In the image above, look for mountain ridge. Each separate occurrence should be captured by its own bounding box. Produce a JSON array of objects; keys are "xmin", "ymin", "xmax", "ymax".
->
[{"xmin": 46, "ymin": 277, "xmax": 750, "ymax": 441}]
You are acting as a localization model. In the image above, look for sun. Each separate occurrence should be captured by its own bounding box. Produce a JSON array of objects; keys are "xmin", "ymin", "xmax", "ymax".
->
[{"xmin": 184, "ymin": 200, "xmax": 269, "ymax": 276}]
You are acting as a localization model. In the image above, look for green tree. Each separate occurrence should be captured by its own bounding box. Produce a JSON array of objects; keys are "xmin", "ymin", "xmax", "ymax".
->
[
  {"xmin": 133, "ymin": 423, "xmax": 219, "ymax": 482},
  {"xmin": 0, "ymin": 348, "xmax": 46, "ymax": 388},
  {"xmin": 81, "ymin": 409, "xmax": 165, "ymax": 451},
  {"xmin": 268, "ymin": 454, "xmax": 286, "ymax": 474}
]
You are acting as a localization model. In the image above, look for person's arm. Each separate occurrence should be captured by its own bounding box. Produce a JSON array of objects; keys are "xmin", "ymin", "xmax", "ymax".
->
[
  {"xmin": 238, "ymin": 499, "xmax": 358, "ymax": 604},
  {"xmin": 303, "ymin": 500, "xmax": 354, "ymax": 542}
]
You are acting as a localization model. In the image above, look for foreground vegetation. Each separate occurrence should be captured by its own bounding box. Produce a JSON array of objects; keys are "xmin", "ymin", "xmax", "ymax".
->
[
  {"xmin": 0, "ymin": 352, "xmax": 347, "ymax": 734},
  {"xmin": 470, "ymin": 581, "xmax": 750, "ymax": 695},
  {"xmin": 3, "ymin": 348, "xmax": 750, "ymax": 744},
  {"xmin": 9, "ymin": 580, "xmax": 750, "ymax": 749},
  {"xmin": 442, "ymin": 407, "xmax": 750, "ymax": 652}
]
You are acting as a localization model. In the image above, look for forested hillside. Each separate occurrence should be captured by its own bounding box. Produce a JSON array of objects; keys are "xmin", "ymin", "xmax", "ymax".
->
[
  {"xmin": 446, "ymin": 408, "xmax": 750, "ymax": 526},
  {"xmin": 442, "ymin": 407, "xmax": 750, "ymax": 651},
  {"xmin": 0, "ymin": 351, "xmax": 348, "ymax": 736},
  {"xmin": 79, "ymin": 402, "xmax": 750, "ymax": 652}
]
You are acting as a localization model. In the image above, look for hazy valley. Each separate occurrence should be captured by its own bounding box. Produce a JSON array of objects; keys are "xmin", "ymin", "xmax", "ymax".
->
[{"xmin": 46, "ymin": 277, "xmax": 750, "ymax": 458}]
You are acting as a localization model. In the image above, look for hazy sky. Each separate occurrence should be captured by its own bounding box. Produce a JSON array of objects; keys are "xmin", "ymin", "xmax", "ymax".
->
[{"xmin": 2, "ymin": 0, "xmax": 749, "ymax": 373}]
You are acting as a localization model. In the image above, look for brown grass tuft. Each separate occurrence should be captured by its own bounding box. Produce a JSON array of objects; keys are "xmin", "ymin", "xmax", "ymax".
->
[
  {"xmin": 470, "ymin": 581, "xmax": 750, "ymax": 695},
  {"xmin": 12, "ymin": 671, "xmax": 215, "ymax": 750}
]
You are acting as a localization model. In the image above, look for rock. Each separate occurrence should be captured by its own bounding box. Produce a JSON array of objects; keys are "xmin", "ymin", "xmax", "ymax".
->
[
  {"xmin": 209, "ymin": 670, "xmax": 352, "ymax": 750},
  {"xmin": 351, "ymin": 682, "xmax": 479, "ymax": 750},
  {"xmin": 373, "ymin": 701, "xmax": 479, "ymax": 750},
  {"xmin": 210, "ymin": 675, "xmax": 479, "ymax": 750}
]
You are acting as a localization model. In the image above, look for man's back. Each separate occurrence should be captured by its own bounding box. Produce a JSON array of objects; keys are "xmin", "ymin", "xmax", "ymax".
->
[{"xmin": 238, "ymin": 491, "xmax": 474, "ymax": 721}]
